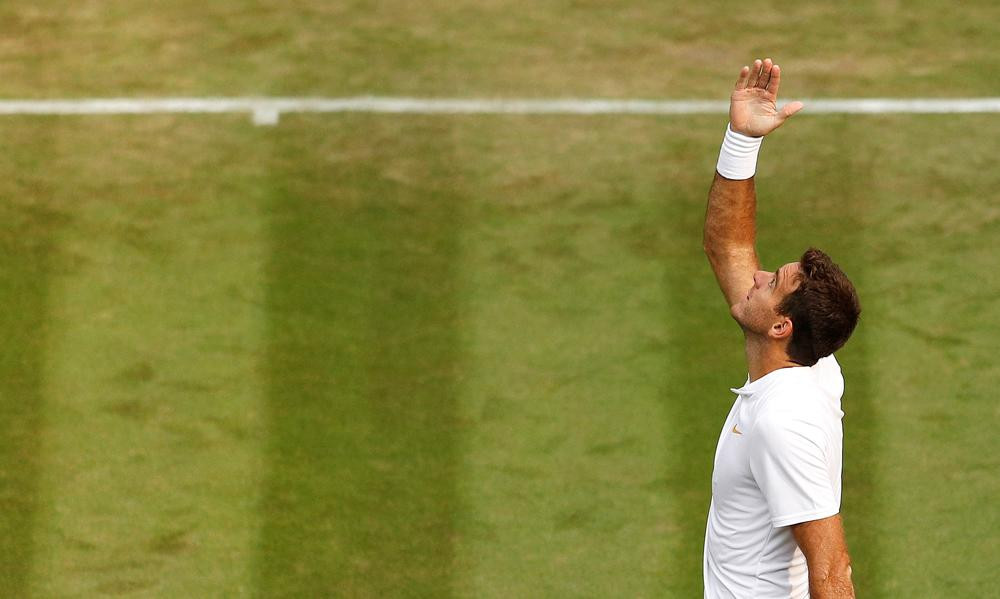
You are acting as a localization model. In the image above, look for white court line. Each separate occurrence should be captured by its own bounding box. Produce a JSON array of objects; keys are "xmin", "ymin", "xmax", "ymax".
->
[{"xmin": 1, "ymin": 97, "xmax": 999, "ymax": 125}]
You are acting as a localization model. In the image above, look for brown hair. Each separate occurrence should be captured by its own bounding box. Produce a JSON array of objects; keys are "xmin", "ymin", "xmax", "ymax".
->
[{"xmin": 777, "ymin": 248, "xmax": 861, "ymax": 366}]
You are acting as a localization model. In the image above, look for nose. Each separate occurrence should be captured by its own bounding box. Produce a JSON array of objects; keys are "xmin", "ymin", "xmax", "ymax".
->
[{"xmin": 753, "ymin": 270, "xmax": 768, "ymax": 287}]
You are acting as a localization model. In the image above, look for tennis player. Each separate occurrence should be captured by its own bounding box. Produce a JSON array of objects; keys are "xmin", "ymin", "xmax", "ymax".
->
[{"xmin": 701, "ymin": 58, "xmax": 861, "ymax": 598}]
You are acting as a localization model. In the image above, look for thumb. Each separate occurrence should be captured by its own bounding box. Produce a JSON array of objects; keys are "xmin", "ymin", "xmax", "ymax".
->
[{"xmin": 779, "ymin": 101, "xmax": 805, "ymax": 120}]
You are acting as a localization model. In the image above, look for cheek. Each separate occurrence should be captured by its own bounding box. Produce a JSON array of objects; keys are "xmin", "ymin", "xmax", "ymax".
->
[
  {"xmin": 747, "ymin": 296, "xmax": 776, "ymax": 322},
  {"xmin": 740, "ymin": 297, "xmax": 763, "ymax": 317}
]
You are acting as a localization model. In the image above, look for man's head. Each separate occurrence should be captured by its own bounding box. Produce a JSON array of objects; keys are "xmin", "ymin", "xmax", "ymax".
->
[{"xmin": 732, "ymin": 248, "xmax": 861, "ymax": 366}]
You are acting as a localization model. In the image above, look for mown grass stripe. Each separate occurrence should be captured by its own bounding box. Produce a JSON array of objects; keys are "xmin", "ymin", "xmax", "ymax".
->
[
  {"xmin": 255, "ymin": 115, "xmax": 462, "ymax": 596},
  {"xmin": 30, "ymin": 117, "xmax": 268, "ymax": 596},
  {"xmin": 656, "ymin": 117, "xmax": 884, "ymax": 595},
  {"xmin": 451, "ymin": 116, "xmax": 674, "ymax": 597},
  {"xmin": 768, "ymin": 118, "xmax": 884, "ymax": 596},
  {"xmin": 849, "ymin": 116, "xmax": 1000, "ymax": 595},
  {"xmin": 657, "ymin": 123, "xmax": 740, "ymax": 596},
  {"xmin": 0, "ymin": 121, "xmax": 58, "ymax": 596}
]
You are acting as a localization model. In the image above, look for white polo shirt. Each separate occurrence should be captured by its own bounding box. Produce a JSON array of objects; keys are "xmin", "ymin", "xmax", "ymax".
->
[{"xmin": 703, "ymin": 355, "xmax": 844, "ymax": 599}]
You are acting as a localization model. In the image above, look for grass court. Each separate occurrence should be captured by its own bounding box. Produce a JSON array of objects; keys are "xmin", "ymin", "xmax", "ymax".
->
[{"xmin": 0, "ymin": 1, "xmax": 998, "ymax": 596}]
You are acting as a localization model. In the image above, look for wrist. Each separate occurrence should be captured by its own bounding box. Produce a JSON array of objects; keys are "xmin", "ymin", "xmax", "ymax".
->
[{"xmin": 716, "ymin": 123, "xmax": 763, "ymax": 180}]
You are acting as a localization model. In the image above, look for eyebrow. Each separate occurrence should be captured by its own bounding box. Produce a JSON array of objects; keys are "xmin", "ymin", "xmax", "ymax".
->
[{"xmin": 774, "ymin": 267, "xmax": 782, "ymax": 288}]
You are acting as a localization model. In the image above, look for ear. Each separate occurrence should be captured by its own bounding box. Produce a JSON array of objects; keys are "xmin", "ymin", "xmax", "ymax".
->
[{"xmin": 769, "ymin": 316, "xmax": 793, "ymax": 341}]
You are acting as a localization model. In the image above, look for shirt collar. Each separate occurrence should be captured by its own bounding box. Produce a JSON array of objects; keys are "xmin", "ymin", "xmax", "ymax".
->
[{"xmin": 730, "ymin": 364, "xmax": 810, "ymax": 398}]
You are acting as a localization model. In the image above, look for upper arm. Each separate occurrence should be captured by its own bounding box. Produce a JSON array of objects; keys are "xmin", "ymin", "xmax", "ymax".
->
[{"xmin": 791, "ymin": 515, "xmax": 855, "ymax": 598}]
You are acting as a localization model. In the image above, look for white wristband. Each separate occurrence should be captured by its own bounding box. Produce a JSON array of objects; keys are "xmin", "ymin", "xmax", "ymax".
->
[{"xmin": 716, "ymin": 124, "xmax": 763, "ymax": 180}]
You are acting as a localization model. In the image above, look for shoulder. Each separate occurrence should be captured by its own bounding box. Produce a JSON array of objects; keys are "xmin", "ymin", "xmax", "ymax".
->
[
  {"xmin": 811, "ymin": 354, "xmax": 845, "ymax": 400},
  {"xmin": 761, "ymin": 373, "xmax": 828, "ymax": 417},
  {"xmin": 752, "ymin": 402, "xmax": 824, "ymax": 445},
  {"xmin": 751, "ymin": 374, "xmax": 839, "ymax": 450},
  {"xmin": 763, "ymin": 356, "xmax": 844, "ymax": 415},
  {"xmin": 748, "ymin": 403, "xmax": 834, "ymax": 476}
]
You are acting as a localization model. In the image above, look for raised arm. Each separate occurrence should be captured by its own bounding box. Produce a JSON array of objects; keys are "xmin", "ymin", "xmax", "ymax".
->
[{"xmin": 703, "ymin": 58, "xmax": 804, "ymax": 309}]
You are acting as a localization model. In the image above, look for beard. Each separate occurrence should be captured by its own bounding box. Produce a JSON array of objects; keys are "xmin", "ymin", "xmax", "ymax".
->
[{"xmin": 730, "ymin": 298, "xmax": 775, "ymax": 335}]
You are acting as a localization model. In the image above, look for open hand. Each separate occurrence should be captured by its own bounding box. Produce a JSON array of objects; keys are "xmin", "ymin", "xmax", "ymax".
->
[{"xmin": 730, "ymin": 58, "xmax": 804, "ymax": 137}]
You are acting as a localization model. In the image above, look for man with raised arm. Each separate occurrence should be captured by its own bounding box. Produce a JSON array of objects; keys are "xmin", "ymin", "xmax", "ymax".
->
[{"xmin": 702, "ymin": 58, "xmax": 861, "ymax": 599}]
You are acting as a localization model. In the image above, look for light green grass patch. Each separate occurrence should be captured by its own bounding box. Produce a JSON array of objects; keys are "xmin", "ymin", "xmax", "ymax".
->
[
  {"xmin": 452, "ymin": 116, "xmax": 676, "ymax": 597},
  {"xmin": 30, "ymin": 116, "xmax": 268, "ymax": 597}
]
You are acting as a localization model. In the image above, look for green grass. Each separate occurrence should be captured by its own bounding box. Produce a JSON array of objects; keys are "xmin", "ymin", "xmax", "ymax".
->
[
  {"xmin": 0, "ymin": 120, "xmax": 58, "ymax": 595},
  {"xmin": 0, "ymin": 2, "xmax": 998, "ymax": 597},
  {"xmin": 255, "ymin": 117, "xmax": 463, "ymax": 597},
  {"xmin": 18, "ymin": 116, "xmax": 270, "ymax": 597},
  {"xmin": 2, "ymin": 112, "xmax": 995, "ymax": 597},
  {"xmin": 1, "ymin": 1, "xmax": 999, "ymax": 98},
  {"xmin": 449, "ymin": 116, "xmax": 675, "ymax": 597}
]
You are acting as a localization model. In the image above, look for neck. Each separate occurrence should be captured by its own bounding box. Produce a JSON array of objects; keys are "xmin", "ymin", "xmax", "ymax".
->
[{"xmin": 744, "ymin": 333, "xmax": 801, "ymax": 382}]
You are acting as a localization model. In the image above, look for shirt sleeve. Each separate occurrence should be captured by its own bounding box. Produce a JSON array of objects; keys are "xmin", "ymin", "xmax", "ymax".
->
[{"xmin": 749, "ymin": 409, "xmax": 839, "ymax": 527}]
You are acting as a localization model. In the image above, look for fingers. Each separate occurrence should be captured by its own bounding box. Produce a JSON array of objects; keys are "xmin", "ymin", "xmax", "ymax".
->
[
  {"xmin": 743, "ymin": 58, "xmax": 776, "ymax": 90},
  {"xmin": 734, "ymin": 65, "xmax": 751, "ymax": 90},
  {"xmin": 757, "ymin": 58, "xmax": 774, "ymax": 88},
  {"xmin": 765, "ymin": 63, "xmax": 782, "ymax": 94},
  {"xmin": 746, "ymin": 59, "xmax": 764, "ymax": 87}
]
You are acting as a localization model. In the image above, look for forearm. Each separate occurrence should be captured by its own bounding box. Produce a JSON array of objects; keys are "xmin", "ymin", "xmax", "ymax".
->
[
  {"xmin": 793, "ymin": 516, "xmax": 856, "ymax": 599},
  {"xmin": 705, "ymin": 56, "xmax": 800, "ymax": 258},
  {"xmin": 706, "ymin": 54, "xmax": 802, "ymax": 262},
  {"xmin": 703, "ymin": 168, "xmax": 760, "ymax": 307},
  {"xmin": 704, "ymin": 58, "xmax": 800, "ymax": 306},
  {"xmin": 703, "ymin": 171, "xmax": 757, "ymax": 254}
]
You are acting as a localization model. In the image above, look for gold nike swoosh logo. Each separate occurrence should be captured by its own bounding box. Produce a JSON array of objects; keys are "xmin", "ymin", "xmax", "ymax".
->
[{"xmin": 732, "ymin": 424, "xmax": 743, "ymax": 435}]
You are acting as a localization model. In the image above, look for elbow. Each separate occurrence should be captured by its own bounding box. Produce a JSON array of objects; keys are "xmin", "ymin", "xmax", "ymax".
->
[
  {"xmin": 703, "ymin": 244, "xmax": 726, "ymax": 279},
  {"xmin": 703, "ymin": 239, "xmax": 753, "ymax": 262},
  {"xmin": 702, "ymin": 233, "xmax": 719, "ymax": 259},
  {"xmin": 703, "ymin": 242, "xmax": 719, "ymax": 269},
  {"xmin": 702, "ymin": 238, "xmax": 729, "ymax": 267},
  {"xmin": 702, "ymin": 229, "xmax": 736, "ymax": 255}
]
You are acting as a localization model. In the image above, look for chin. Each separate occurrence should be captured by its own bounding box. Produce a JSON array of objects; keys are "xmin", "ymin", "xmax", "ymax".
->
[
  {"xmin": 731, "ymin": 305, "xmax": 763, "ymax": 334},
  {"xmin": 729, "ymin": 302, "xmax": 746, "ymax": 325}
]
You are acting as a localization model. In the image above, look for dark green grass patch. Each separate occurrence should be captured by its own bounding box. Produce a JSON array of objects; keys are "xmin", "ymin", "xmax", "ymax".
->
[
  {"xmin": 763, "ymin": 117, "xmax": 885, "ymax": 594},
  {"xmin": 655, "ymin": 129, "xmax": 748, "ymax": 597},
  {"xmin": 0, "ymin": 122, "xmax": 63, "ymax": 596},
  {"xmin": 255, "ymin": 116, "xmax": 463, "ymax": 597}
]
